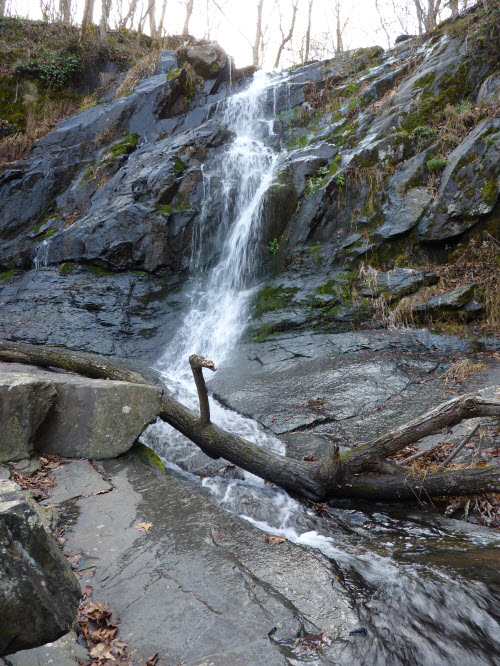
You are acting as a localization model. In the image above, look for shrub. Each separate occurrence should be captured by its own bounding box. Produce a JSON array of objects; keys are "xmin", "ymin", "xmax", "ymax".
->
[{"xmin": 426, "ymin": 157, "xmax": 448, "ymax": 172}]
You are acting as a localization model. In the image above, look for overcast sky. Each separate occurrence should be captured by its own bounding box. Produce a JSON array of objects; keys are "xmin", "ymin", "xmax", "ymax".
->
[{"xmin": 8, "ymin": 0, "xmax": 459, "ymax": 68}]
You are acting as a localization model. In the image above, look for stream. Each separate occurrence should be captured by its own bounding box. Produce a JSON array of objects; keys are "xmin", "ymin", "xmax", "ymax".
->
[{"xmin": 141, "ymin": 70, "xmax": 500, "ymax": 665}]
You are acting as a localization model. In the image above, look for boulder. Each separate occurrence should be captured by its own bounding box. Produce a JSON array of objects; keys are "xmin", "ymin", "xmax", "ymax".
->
[
  {"xmin": 419, "ymin": 119, "xmax": 500, "ymax": 241},
  {"xmin": 0, "ymin": 480, "xmax": 81, "ymax": 656},
  {"xmin": 0, "ymin": 373, "xmax": 56, "ymax": 463},
  {"xmin": 0, "ymin": 363, "xmax": 162, "ymax": 460},
  {"xmin": 359, "ymin": 268, "xmax": 439, "ymax": 301},
  {"xmin": 180, "ymin": 43, "xmax": 230, "ymax": 80},
  {"xmin": 414, "ymin": 284, "xmax": 480, "ymax": 318},
  {"xmin": 35, "ymin": 374, "xmax": 163, "ymax": 459}
]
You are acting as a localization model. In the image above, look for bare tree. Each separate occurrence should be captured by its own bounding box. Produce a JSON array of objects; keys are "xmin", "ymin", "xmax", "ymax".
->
[
  {"xmin": 333, "ymin": 0, "xmax": 350, "ymax": 52},
  {"xmin": 80, "ymin": 0, "xmax": 95, "ymax": 41},
  {"xmin": 274, "ymin": 0, "xmax": 299, "ymax": 68},
  {"xmin": 59, "ymin": 0, "xmax": 71, "ymax": 23},
  {"xmin": 375, "ymin": 0, "xmax": 392, "ymax": 48},
  {"xmin": 158, "ymin": 0, "xmax": 168, "ymax": 36},
  {"xmin": 120, "ymin": 0, "xmax": 139, "ymax": 29},
  {"xmin": 181, "ymin": 0, "xmax": 194, "ymax": 35},
  {"xmin": 0, "ymin": 0, "xmax": 6, "ymax": 17},
  {"xmin": 253, "ymin": 0, "xmax": 265, "ymax": 67},
  {"xmin": 304, "ymin": 0, "xmax": 314, "ymax": 62},
  {"xmin": 100, "ymin": 0, "xmax": 112, "ymax": 41}
]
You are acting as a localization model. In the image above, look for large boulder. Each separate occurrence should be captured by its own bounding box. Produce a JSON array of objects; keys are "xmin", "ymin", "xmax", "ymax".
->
[
  {"xmin": 1, "ymin": 363, "xmax": 162, "ymax": 460},
  {"xmin": 179, "ymin": 43, "xmax": 230, "ymax": 80},
  {"xmin": 419, "ymin": 119, "xmax": 500, "ymax": 241},
  {"xmin": 0, "ymin": 373, "xmax": 56, "ymax": 462},
  {"xmin": 0, "ymin": 480, "xmax": 81, "ymax": 656}
]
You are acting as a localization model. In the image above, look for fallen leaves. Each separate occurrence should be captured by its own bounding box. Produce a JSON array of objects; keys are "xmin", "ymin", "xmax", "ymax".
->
[
  {"xmin": 8, "ymin": 454, "xmax": 65, "ymax": 500},
  {"xmin": 265, "ymin": 533, "xmax": 287, "ymax": 544},
  {"xmin": 135, "ymin": 522, "xmax": 153, "ymax": 532},
  {"xmin": 297, "ymin": 629, "xmax": 332, "ymax": 652}
]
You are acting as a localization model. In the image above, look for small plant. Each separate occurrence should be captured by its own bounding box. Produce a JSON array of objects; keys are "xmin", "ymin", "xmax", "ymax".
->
[
  {"xmin": 306, "ymin": 177, "xmax": 324, "ymax": 195},
  {"xmin": 267, "ymin": 238, "xmax": 280, "ymax": 254},
  {"xmin": 16, "ymin": 53, "xmax": 81, "ymax": 90},
  {"xmin": 426, "ymin": 157, "xmax": 448, "ymax": 172},
  {"xmin": 336, "ymin": 172, "xmax": 345, "ymax": 187},
  {"xmin": 413, "ymin": 125, "xmax": 437, "ymax": 137}
]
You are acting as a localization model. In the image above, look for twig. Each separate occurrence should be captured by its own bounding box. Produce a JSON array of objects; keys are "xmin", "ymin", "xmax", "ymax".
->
[
  {"xmin": 397, "ymin": 447, "xmax": 431, "ymax": 465},
  {"xmin": 438, "ymin": 423, "xmax": 480, "ymax": 471},
  {"xmin": 471, "ymin": 425, "xmax": 485, "ymax": 466}
]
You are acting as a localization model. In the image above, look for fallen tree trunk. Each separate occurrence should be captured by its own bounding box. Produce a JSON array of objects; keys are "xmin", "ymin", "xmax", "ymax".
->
[{"xmin": 2, "ymin": 340, "xmax": 500, "ymax": 502}]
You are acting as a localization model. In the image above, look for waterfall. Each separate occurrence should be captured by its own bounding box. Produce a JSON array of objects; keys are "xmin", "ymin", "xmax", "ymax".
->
[
  {"xmin": 142, "ymin": 70, "xmax": 286, "ymax": 464},
  {"xmin": 33, "ymin": 238, "xmax": 51, "ymax": 270}
]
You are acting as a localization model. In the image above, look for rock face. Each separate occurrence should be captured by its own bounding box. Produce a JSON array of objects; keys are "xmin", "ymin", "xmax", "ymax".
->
[
  {"xmin": 0, "ymin": 480, "xmax": 81, "ymax": 657},
  {"xmin": 0, "ymin": 363, "xmax": 162, "ymax": 460},
  {"xmin": 0, "ymin": 374, "xmax": 56, "ymax": 462},
  {"xmin": 0, "ymin": 8, "xmax": 499, "ymax": 356}
]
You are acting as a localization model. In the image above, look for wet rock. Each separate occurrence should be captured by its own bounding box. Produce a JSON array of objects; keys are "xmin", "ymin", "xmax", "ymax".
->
[
  {"xmin": 0, "ymin": 370, "xmax": 57, "ymax": 462},
  {"xmin": 53, "ymin": 452, "xmax": 367, "ymax": 664},
  {"xmin": 40, "ymin": 460, "xmax": 112, "ymax": 505},
  {"xmin": 0, "ymin": 480, "xmax": 81, "ymax": 657},
  {"xmin": 419, "ymin": 119, "xmax": 500, "ymax": 241}
]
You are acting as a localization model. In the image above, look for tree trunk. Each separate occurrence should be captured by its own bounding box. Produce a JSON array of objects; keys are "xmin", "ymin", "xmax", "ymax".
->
[
  {"xmin": 2, "ymin": 341, "xmax": 500, "ymax": 503},
  {"xmin": 253, "ymin": 0, "xmax": 264, "ymax": 67},
  {"xmin": 304, "ymin": 0, "xmax": 313, "ymax": 62},
  {"xmin": 80, "ymin": 0, "xmax": 95, "ymax": 41},
  {"xmin": 158, "ymin": 0, "xmax": 168, "ymax": 36},
  {"xmin": 100, "ymin": 0, "xmax": 111, "ymax": 42},
  {"xmin": 59, "ymin": 0, "xmax": 71, "ymax": 23},
  {"xmin": 182, "ymin": 0, "xmax": 194, "ymax": 36}
]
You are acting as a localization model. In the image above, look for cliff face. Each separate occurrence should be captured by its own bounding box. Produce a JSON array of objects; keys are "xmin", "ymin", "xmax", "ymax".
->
[{"xmin": 0, "ymin": 7, "xmax": 498, "ymax": 358}]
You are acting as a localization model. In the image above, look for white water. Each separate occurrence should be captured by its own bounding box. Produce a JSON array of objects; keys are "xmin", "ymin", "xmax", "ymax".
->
[
  {"xmin": 142, "ymin": 70, "xmax": 286, "ymax": 464},
  {"xmin": 33, "ymin": 238, "xmax": 51, "ymax": 270}
]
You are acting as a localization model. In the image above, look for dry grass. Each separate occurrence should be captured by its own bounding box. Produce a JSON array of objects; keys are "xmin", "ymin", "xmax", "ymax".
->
[
  {"xmin": 0, "ymin": 97, "xmax": 81, "ymax": 165},
  {"xmin": 443, "ymin": 359, "xmax": 486, "ymax": 384},
  {"xmin": 114, "ymin": 52, "xmax": 161, "ymax": 98}
]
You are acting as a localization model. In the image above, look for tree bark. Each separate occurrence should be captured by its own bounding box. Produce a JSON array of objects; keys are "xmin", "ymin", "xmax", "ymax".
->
[
  {"xmin": 182, "ymin": 0, "xmax": 194, "ymax": 36},
  {"xmin": 80, "ymin": 0, "xmax": 95, "ymax": 41},
  {"xmin": 253, "ymin": 0, "xmax": 264, "ymax": 67},
  {"xmin": 304, "ymin": 0, "xmax": 313, "ymax": 62},
  {"xmin": 2, "ymin": 340, "xmax": 500, "ymax": 503}
]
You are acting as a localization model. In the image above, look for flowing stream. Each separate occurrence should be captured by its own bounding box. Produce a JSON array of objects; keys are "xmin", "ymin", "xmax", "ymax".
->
[{"xmin": 142, "ymin": 71, "xmax": 500, "ymax": 665}]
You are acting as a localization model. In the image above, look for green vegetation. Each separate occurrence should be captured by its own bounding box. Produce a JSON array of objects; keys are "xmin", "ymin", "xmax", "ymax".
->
[
  {"xmin": 253, "ymin": 285, "xmax": 297, "ymax": 318},
  {"xmin": 89, "ymin": 264, "xmax": 115, "ymax": 276},
  {"xmin": 167, "ymin": 67, "xmax": 182, "ymax": 81},
  {"xmin": 174, "ymin": 158, "xmax": 186, "ymax": 173},
  {"xmin": 41, "ymin": 229, "xmax": 57, "ymax": 239},
  {"xmin": 426, "ymin": 157, "xmax": 448, "ymax": 172},
  {"xmin": 155, "ymin": 204, "xmax": 173, "ymax": 215},
  {"xmin": 0, "ymin": 269, "xmax": 15, "ymax": 280},
  {"xmin": 336, "ymin": 172, "xmax": 345, "ymax": 187},
  {"xmin": 287, "ymin": 132, "xmax": 316, "ymax": 150},
  {"xmin": 79, "ymin": 100, "xmax": 97, "ymax": 112},
  {"xmin": 104, "ymin": 132, "xmax": 140, "ymax": 159},
  {"xmin": 413, "ymin": 125, "xmax": 437, "ymax": 138},
  {"xmin": 413, "ymin": 72, "xmax": 436, "ymax": 89},
  {"xmin": 267, "ymin": 238, "xmax": 280, "ymax": 254},
  {"xmin": 58, "ymin": 262, "xmax": 76, "ymax": 275}
]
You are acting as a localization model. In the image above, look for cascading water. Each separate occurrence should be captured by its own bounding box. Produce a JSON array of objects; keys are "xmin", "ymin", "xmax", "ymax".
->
[
  {"xmin": 143, "ymin": 70, "xmax": 286, "ymax": 464},
  {"xmin": 142, "ymin": 70, "xmax": 500, "ymax": 665}
]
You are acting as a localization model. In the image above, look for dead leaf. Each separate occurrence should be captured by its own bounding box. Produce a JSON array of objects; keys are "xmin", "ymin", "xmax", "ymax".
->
[
  {"xmin": 82, "ymin": 585, "xmax": 94, "ymax": 599},
  {"xmin": 264, "ymin": 533, "xmax": 287, "ymax": 544},
  {"xmin": 302, "ymin": 455, "xmax": 315, "ymax": 461},
  {"xmin": 135, "ymin": 522, "xmax": 153, "ymax": 532}
]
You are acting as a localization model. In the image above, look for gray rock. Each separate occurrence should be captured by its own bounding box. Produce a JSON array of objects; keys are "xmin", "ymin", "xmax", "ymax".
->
[
  {"xmin": 10, "ymin": 458, "xmax": 42, "ymax": 476},
  {"xmin": 35, "ymin": 373, "xmax": 162, "ymax": 459},
  {"xmin": 359, "ymin": 268, "xmax": 439, "ymax": 301},
  {"xmin": 40, "ymin": 460, "xmax": 112, "ymax": 505},
  {"xmin": 6, "ymin": 630, "xmax": 88, "ymax": 666},
  {"xmin": 180, "ymin": 43, "xmax": 230, "ymax": 80},
  {"xmin": 419, "ymin": 119, "xmax": 500, "ymax": 241},
  {"xmin": 415, "ymin": 283, "xmax": 476, "ymax": 315},
  {"xmin": 477, "ymin": 74, "xmax": 500, "ymax": 103},
  {"xmin": 0, "ymin": 480, "xmax": 81, "ymax": 657},
  {"xmin": 0, "ymin": 373, "xmax": 56, "ymax": 463}
]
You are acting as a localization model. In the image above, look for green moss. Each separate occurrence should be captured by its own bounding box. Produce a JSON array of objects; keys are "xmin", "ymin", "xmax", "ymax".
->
[
  {"xmin": 41, "ymin": 229, "xmax": 56, "ymax": 239},
  {"xmin": 482, "ymin": 180, "xmax": 497, "ymax": 205},
  {"xmin": 58, "ymin": 262, "xmax": 76, "ymax": 275},
  {"xmin": 120, "ymin": 90, "xmax": 134, "ymax": 97},
  {"xmin": 413, "ymin": 72, "xmax": 436, "ymax": 89},
  {"xmin": 0, "ymin": 268, "xmax": 15, "ymax": 280},
  {"xmin": 155, "ymin": 204, "xmax": 173, "ymax": 215},
  {"xmin": 104, "ymin": 132, "xmax": 140, "ymax": 159},
  {"xmin": 79, "ymin": 100, "xmax": 96, "ymax": 112},
  {"xmin": 167, "ymin": 67, "xmax": 182, "ymax": 81},
  {"xmin": 88, "ymin": 264, "xmax": 115, "ymax": 276},
  {"xmin": 286, "ymin": 131, "xmax": 316, "ymax": 150},
  {"xmin": 174, "ymin": 158, "xmax": 186, "ymax": 173},
  {"xmin": 253, "ymin": 285, "xmax": 298, "ymax": 317},
  {"xmin": 132, "ymin": 443, "xmax": 166, "ymax": 472}
]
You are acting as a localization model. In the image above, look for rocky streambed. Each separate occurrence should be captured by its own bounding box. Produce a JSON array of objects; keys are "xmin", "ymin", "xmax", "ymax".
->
[{"xmin": 2, "ymin": 328, "xmax": 500, "ymax": 665}]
